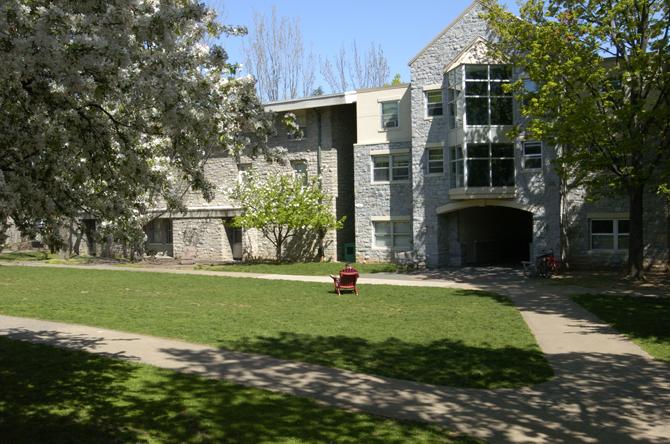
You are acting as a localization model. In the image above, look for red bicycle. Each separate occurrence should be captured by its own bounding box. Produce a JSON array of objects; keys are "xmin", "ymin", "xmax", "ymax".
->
[{"xmin": 535, "ymin": 251, "xmax": 560, "ymax": 278}]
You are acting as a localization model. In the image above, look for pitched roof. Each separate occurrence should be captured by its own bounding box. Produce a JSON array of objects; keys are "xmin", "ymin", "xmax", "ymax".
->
[{"xmin": 408, "ymin": 0, "xmax": 482, "ymax": 66}]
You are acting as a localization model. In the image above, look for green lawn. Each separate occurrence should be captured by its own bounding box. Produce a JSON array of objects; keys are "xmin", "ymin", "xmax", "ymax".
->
[
  {"xmin": 572, "ymin": 294, "xmax": 670, "ymax": 362},
  {"xmin": 0, "ymin": 337, "xmax": 475, "ymax": 444},
  {"xmin": 196, "ymin": 261, "xmax": 399, "ymax": 275},
  {"xmin": 0, "ymin": 266, "xmax": 552, "ymax": 388},
  {"xmin": 0, "ymin": 251, "xmax": 101, "ymax": 265}
]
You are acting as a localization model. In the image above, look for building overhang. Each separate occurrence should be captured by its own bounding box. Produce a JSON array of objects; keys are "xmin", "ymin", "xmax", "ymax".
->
[
  {"xmin": 149, "ymin": 207, "xmax": 242, "ymax": 219},
  {"xmin": 264, "ymin": 91, "xmax": 357, "ymax": 113}
]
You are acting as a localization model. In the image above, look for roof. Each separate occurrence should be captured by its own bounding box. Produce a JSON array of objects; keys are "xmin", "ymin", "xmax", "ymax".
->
[
  {"xmin": 408, "ymin": 0, "xmax": 482, "ymax": 66},
  {"xmin": 264, "ymin": 91, "xmax": 357, "ymax": 112}
]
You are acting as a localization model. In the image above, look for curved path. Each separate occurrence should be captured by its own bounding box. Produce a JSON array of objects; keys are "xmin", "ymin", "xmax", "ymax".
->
[{"xmin": 0, "ymin": 263, "xmax": 668, "ymax": 443}]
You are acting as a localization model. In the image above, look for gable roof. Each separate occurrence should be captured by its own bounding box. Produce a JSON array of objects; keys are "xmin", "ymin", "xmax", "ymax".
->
[
  {"xmin": 408, "ymin": 0, "xmax": 482, "ymax": 66},
  {"xmin": 443, "ymin": 35, "xmax": 493, "ymax": 73}
]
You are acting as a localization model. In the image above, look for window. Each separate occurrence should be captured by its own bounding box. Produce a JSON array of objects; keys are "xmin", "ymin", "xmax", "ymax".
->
[
  {"xmin": 291, "ymin": 160, "xmax": 308, "ymax": 185},
  {"xmin": 145, "ymin": 219, "xmax": 173, "ymax": 244},
  {"xmin": 372, "ymin": 153, "xmax": 410, "ymax": 182},
  {"xmin": 464, "ymin": 64, "xmax": 513, "ymax": 126},
  {"xmin": 465, "ymin": 143, "xmax": 515, "ymax": 187},
  {"xmin": 426, "ymin": 147, "xmax": 444, "ymax": 174},
  {"xmin": 374, "ymin": 221, "xmax": 412, "ymax": 250},
  {"xmin": 523, "ymin": 142, "xmax": 543, "ymax": 169},
  {"xmin": 425, "ymin": 90, "xmax": 443, "ymax": 117},
  {"xmin": 447, "ymin": 87, "xmax": 459, "ymax": 129},
  {"xmin": 381, "ymin": 101, "xmax": 399, "ymax": 129},
  {"xmin": 591, "ymin": 219, "xmax": 629, "ymax": 250},
  {"xmin": 237, "ymin": 163, "xmax": 251, "ymax": 184},
  {"xmin": 449, "ymin": 146, "xmax": 464, "ymax": 187}
]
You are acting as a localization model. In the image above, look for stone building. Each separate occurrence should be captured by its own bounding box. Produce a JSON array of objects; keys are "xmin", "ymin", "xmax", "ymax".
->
[{"xmin": 4, "ymin": 0, "xmax": 667, "ymax": 268}]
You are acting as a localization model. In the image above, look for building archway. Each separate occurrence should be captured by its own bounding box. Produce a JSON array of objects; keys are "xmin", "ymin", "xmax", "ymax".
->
[{"xmin": 437, "ymin": 202, "xmax": 534, "ymax": 266}]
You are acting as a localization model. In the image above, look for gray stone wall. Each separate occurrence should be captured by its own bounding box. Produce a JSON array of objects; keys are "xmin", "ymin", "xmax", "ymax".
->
[
  {"xmin": 166, "ymin": 105, "xmax": 345, "ymax": 262},
  {"xmin": 332, "ymin": 104, "xmax": 357, "ymax": 260},
  {"xmin": 353, "ymin": 142, "xmax": 413, "ymax": 262}
]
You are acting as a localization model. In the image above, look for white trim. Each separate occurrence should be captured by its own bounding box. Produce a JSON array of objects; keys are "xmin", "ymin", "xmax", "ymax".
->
[
  {"xmin": 371, "ymin": 215, "xmax": 412, "ymax": 222},
  {"xmin": 264, "ymin": 91, "xmax": 356, "ymax": 112},
  {"xmin": 425, "ymin": 142, "xmax": 446, "ymax": 148},
  {"xmin": 421, "ymin": 83, "xmax": 443, "ymax": 91},
  {"xmin": 587, "ymin": 212, "xmax": 629, "ymax": 219},
  {"xmin": 370, "ymin": 148, "xmax": 410, "ymax": 155},
  {"xmin": 436, "ymin": 199, "xmax": 535, "ymax": 215}
]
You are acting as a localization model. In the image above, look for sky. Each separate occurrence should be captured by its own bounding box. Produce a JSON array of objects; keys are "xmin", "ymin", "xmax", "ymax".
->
[{"xmin": 204, "ymin": 0, "xmax": 520, "ymax": 89}]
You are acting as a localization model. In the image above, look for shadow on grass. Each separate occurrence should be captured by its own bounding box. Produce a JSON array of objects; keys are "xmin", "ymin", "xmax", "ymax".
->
[
  {"xmin": 0, "ymin": 251, "xmax": 49, "ymax": 261},
  {"xmin": 0, "ymin": 337, "xmax": 475, "ymax": 444},
  {"xmin": 572, "ymin": 294, "xmax": 670, "ymax": 362},
  {"xmin": 219, "ymin": 331, "xmax": 552, "ymax": 389}
]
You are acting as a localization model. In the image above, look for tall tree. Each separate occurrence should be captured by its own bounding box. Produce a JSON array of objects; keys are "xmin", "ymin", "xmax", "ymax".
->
[
  {"xmin": 483, "ymin": 0, "xmax": 670, "ymax": 278},
  {"xmin": 0, "ymin": 0, "xmax": 273, "ymax": 252},
  {"xmin": 243, "ymin": 7, "xmax": 316, "ymax": 102},
  {"xmin": 230, "ymin": 172, "xmax": 344, "ymax": 261},
  {"xmin": 321, "ymin": 41, "xmax": 391, "ymax": 92}
]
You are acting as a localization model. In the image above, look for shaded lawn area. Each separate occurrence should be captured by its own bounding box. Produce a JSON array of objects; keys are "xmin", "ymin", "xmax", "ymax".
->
[
  {"xmin": 0, "ymin": 338, "xmax": 475, "ymax": 444},
  {"xmin": 196, "ymin": 261, "xmax": 399, "ymax": 275},
  {"xmin": 0, "ymin": 266, "xmax": 552, "ymax": 388},
  {"xmin": 572, "ymin": 294, "xmax": 670, "ymax": 362},
  {"xmin": 0, "ymin": 251, "xmax": 102, "ymax": 265}
]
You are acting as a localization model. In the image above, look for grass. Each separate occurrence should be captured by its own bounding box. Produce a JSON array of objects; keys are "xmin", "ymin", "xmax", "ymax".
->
[
  {"xmin": 0, "ymin": 337, "xmax": 476, "ymax": 443},
  {"xmin": 0, "ymin": 266, "xmax": 553, "ymax": 388},
  {"xmin": 196, "ymin": 261, "xmax": 400, "ymax": 275},
  {"xmin": 572, "ymin": 294, "xmax": 670, "ymax": 362}
]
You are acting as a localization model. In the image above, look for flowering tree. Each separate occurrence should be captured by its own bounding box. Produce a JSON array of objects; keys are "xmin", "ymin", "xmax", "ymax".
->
[
  {"xmin": 230, "ymin": 172, "xmax": 344, "ymax": 261},
  {"xmin": 0, "ymin": 0, "xmax": 274, "ymax": 254}
]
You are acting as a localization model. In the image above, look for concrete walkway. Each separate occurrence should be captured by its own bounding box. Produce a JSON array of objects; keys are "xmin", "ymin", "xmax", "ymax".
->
[{"xmin": 0, "ymin": 263, "xmax": 669, "ymax": 443}]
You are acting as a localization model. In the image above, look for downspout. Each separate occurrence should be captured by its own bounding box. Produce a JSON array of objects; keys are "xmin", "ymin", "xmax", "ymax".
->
[{"xmin": 314, "ymin": 109, "xmax": 325, "ymax": 260}]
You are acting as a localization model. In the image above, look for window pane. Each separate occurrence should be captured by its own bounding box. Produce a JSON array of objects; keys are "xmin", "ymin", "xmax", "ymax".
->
[
  {"xmin": 618, "ymin": 235, "xmax": 629, "ymax": 250},
  {"xmin": 592, "ymin": 234, "xmax": 614, "ymax": 250},
  {"xmin": 466, "ymin": 97, "xmax": 488, "ymax": 125},
  {"xmin": 394, "ymin": 222, "xmax": 412, "ymax": 234},
  {"xmin": 381, "ymin": 102, "xmax": 399, "ymax": 128},
  {"xmin": 491, "ymin": 97, "xmax": 513, "ymax": 125},
  {"xmin": 490, "ymin": 82, "xmax": 512, "ymax": 96},
  {"xmin": 592, "ymin": 220, "xmax": 614, "ymax": 234},
  {"xmin": 492, "ymin": 159, "xmax": 515, "ymax": 186},
  {"xmin": 375, "ymin": 235, "xmax": 393, "ymax": 248},
  {"xmin": 373, "ymin": 156, "xmax": 390, "ymax": 182},
  {"xmin": 617, "ymin": 220, "xmax": 630, "ymax": 234},
  {"xmin": 466, "ymin": 81, "xmax": 488, "ymax": 96},
  {"xmin": 428, "ymin": 148, "xmax": 443, "ymax": 161},
  {"xmin": 490, "ymin": 65, "xmax": 512, "ymax": 80},
  {"xmin": 524, "ymin": 157, "xmax": 542, "ymax": 169},
  {"xmin": 491, "ymin": 143, "xmax": 514, "ymax": 157},
  {"xmin": 466, "ymin": 65, "xmax": 488, "ymax": 79},
  {"xmin": 468, "ymin": 144, "xmax": 489, "ymax": 158},
  {"xmin": 467, "ymin": 159, "xmax": 490, "ymax": 187},
  {"xmin": 394, "ymin": 235, "xmax": 412, "ymax": 249},
  {"xmin": 450, "ymin": 159, "xmax": 464, "ymax": 187},
  {"xmin": 392, "ymin": 154, "xmax": 410, "ymax": 180},
  {"xmin": 524, "ymin": 142, "xmax": 542, "ymax": 155}
]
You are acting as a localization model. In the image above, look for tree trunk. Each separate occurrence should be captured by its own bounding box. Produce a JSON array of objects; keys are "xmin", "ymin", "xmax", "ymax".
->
[
  {"xmin": 275, "ymin": 234, "xmax": 283, "ymax": 262},
  {"xmin": 317, "ymin": 228, "xmax": 326, "ymax": 262},
  {"xmin": 627, "ymin": 183, "xmax": 645, "ymax": 279}
]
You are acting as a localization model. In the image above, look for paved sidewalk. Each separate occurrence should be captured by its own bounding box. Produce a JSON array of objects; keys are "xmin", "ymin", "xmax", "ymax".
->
[{"xmin": 1, "ymin": 263, "xmax": 669, "ymax": 443}]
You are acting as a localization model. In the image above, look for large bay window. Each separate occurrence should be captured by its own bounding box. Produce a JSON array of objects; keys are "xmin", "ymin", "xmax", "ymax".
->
[
  {"xmin": 447, "ymin": 64, "xmax": 513, "ymax": 126},
  {"xmin": 449, "ymin": 143, "xmax": 514, "ymax": 188}
]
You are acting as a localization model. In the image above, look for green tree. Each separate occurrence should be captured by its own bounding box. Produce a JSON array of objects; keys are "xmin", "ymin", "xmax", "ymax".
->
[
  {"xmin": 391, "ymin": 73, "xmax": 403, "ymax": 85},
  {"xmin": 230, "ymin": 172, "xmax": 344, "ymax": 261},
  {"xmin": 483, "ymin": 0, "xmax": 670, "ymax": 278},
  {"xmin": 0, "ymin": 0, "xmax": 273, "ymax": 255}
]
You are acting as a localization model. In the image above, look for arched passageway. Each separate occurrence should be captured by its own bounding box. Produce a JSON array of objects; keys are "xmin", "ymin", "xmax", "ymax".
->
[{"xmin": 437, "ymin": 206, "xmax": 533, "ymax": 266}]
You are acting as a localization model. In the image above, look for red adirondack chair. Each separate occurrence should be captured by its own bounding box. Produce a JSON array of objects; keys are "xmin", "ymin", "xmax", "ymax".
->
[{"xmin": 332, "ymin": 270, "xmax": 360, "ymax": 295}]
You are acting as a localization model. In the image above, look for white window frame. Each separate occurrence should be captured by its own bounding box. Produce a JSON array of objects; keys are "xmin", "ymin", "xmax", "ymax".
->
[
  {"xmin": 590, "ymin": 219, "xmax": 629, "ymax": 251},
  {"xmin": 372, "ymin": 153, "xmax": 410, "ymax": 183},
  {"xmin": 449, "ymin": 146, "xmax": 464, "ymax": 187},
  {"xmin": 425, "ymin": 90, "xmax": 443, "ymax": 118},
  {"xmin": 464, "ymin": 142, "xmax": 515, "ymax": 188},
  {"xmin": 523, "ymin": 141, "xmax": 543, "ymax": 170},
  {"xmin": 426, "ymin": 147, "xmax": 444, "ymax": 175},
  {"xmin": 462, "ymin": 64, "xmax": 513, "ymax": 126},
  {"xmin": 373, "ymin": 220, "xmax": 413, "ymax": 251},
  {"xmin": 380, "ymin": 101, "xmax": 400, "ymax": 129}
]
